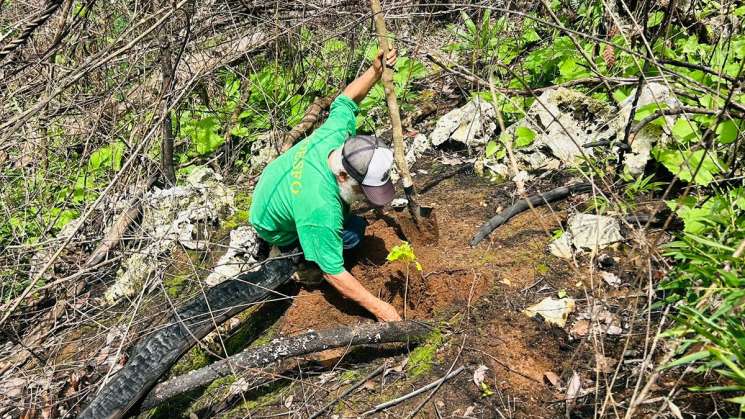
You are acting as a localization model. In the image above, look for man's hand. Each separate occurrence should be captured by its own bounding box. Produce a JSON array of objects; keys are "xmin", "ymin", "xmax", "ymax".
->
[
  {"xmin": 373, "ymin": 300, "xmax": 402, "ymax": 322},
  {"xmin": 372, "ymin": 48, "xmax": 398, "ymax": 74},
  {"xmin": 324, "ymin": 270, "xmax": 402, "ymax": 322}
]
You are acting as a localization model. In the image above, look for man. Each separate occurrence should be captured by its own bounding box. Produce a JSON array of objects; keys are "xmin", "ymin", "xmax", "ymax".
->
[{"xmin": 249, "ymin": 48, "xmax": 402, "ymax": 322}]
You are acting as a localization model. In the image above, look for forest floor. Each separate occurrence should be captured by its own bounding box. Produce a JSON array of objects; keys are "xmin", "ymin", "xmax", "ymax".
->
[{"xmin": 129, "ymin": 159, "xmax": 717, "ymax": 418}]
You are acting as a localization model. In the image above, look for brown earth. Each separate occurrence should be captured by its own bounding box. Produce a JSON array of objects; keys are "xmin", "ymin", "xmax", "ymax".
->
[{"xmin": 268, "ymin": 165, "xmax": 596, "ymax": 417}]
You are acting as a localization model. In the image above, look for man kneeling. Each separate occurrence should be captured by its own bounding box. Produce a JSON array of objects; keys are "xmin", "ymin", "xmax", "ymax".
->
[{"xmin": 249, "ymin": 49, "xmax": 401, "ymax": 322}]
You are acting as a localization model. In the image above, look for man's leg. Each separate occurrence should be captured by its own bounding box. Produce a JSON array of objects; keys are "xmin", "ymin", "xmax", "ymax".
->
[{"xmin": 341, "ymin": 215, "xmax": 368, "ymax": 250}]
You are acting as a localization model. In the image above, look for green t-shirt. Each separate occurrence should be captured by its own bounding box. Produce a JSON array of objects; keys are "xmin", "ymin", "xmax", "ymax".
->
[{"xmin": 249, "ymin": 94, "xmax": 358, "ymax": 274}]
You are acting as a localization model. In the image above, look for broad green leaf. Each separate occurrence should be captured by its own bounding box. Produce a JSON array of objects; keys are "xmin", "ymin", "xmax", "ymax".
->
[
  {"xmin": 716, "ymin": 120, "xmax": 740, "ymax": 144},
  {"xmin": 514, "ymin": 126, "xmax": 536, "ymax": 148},
  {"xmin": 671, "ymin": 118, "xmax": 699, "ymax": 142},
  {"xmin": 612, "ymin": 89, "xmax": 629, "ymax": 104},
  {"xmin": 653, "ymin": 148, "xmax": 723, "ymax": 186},
  {"xmin": 634, "ymin": 103, "xmax": 669, "ymax": 121},
  {"xmin": 322, "ymin": 38, "xmax": 347, "ymax": 56},
  {"xmin": 648, "ymin": 11, "xmax": 664, "ymax": 27},
  {"xmin": 187, "ymin": 116, "xmax": 224, "ymax": 156},
  {"xmin": 522, "ymin": 28, "xmax": 540, "ymax": 43},
  {"xmin": 485, "ymin": 140, "xmax": 499, "ymax": 157},
  {"xmin": 89, "ymin": 142, "xmax": 125, "ymax": 172}
]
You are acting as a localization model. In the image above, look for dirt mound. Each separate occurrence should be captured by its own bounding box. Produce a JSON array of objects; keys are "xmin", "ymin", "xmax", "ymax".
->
[{"xmin": 279, "ymin": 218, "xmax": 485, "ymax": 338}]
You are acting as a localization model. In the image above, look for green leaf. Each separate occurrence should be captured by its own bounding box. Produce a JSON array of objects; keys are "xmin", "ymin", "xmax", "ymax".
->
[
  {"xmin": 89, "ymin": 142, "xmax": 125, "ymax": 172},
  {"xmin": 671, "ymin": 118, "xmax": 699, "ymax": 142},
  {"xmin": 648, "ymin": 11, "xmax": 664, "ymax": 27},
  {"xmin": 716, "ymin": 120, "xmax": 740, "ymax": 144},
  {"xmin": 184, "ymin": 116, "xmax": 224, "ymax": 156},
  {"xmin": 612, "ymin": 89, "xmax": 629, "ymax": 104},
  {"xmin": 485, "ymin": 140, "xmax": 499, "ymax": 157},
  {"xmin": 522, "ymin": 28, "xmax": 540, "ymax": 43},
  {"xmin": 514, "ymin": 126, "xmax": 536, "ymax": 148},
  {"xmin": 653, "ymin": 148, "xmax": 723, "ymax": 186},
  {"xmin": 634, "ymin": 103, "xmax": 669, "ymax": 121}
]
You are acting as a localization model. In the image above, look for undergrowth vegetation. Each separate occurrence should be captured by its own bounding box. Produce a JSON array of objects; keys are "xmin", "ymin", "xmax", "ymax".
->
[{"xmin": 0, "ymin": 0, "xmax": 744, "ymax": 415}]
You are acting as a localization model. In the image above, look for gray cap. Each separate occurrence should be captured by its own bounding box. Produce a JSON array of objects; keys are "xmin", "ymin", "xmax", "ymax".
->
[{"xmin": 341, "ymin": 135, "xmax": 395, "ymax": 207}]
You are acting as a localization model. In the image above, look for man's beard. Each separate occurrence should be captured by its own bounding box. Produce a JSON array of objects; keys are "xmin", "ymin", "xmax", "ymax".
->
[{"xmin": 339, "ymin": 179, "xmax": 365, "ymax": 205}]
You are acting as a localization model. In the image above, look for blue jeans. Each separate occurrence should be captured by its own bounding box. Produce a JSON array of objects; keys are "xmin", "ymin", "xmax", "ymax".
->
[
  {"xmin": 341, "ymin": 215, "xmax": 368, "ymax": 250},
  {"xmin": 277, "ymin": 215, "xmax": 367, "ymax": 253}
]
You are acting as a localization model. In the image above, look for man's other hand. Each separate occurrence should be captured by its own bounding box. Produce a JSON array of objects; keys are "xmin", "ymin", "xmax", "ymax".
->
[{"xmin": 372, "ymin": 47, "xmax": 398, "ymax": 74}]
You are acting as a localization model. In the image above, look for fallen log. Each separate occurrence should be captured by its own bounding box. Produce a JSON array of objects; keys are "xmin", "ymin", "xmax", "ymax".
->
[
  {"xmin": 470, "ymin": 182, "xmax": 592, "ymax": 246},
  {"xmin": 139, "ymin": 321, "xmax": 429, "ymax": 411},
  {"xmin": 77, "ymin": 254, "xmax": 298, "ymax": 419}
]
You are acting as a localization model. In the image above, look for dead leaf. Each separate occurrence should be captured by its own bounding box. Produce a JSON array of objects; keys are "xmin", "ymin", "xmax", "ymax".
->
[
  {"xmin": 600, "ymin": 271, "xmax": 621, "ymax": 287},
  {"xmin": 565, "ymin": 371, "xmax": 581, "ymax": 417},
  {"xmin": 570, "ymin": 319, "xmax": 590, "ymax": 337},
  {"xmin": 463, "ymin": 405, "xmax": 476, "ymax": 418},
  {"xmin": 595, "ymin": 354, "xmax": 617, "ymax": 374},
  {"xmin": 361, "ymin": 379, "xmax": 377, "ymax": 391},
  {"xmin": 472, "ymin": 364, "xmax": 489, "ymax": 387},
  {"xmin": 385, "ymin": 357, "xmax": 408, "ymax": 377},
  {"xmin": 667, "ymin": 398, "xmax": 684, "ymax": 419},
  {"xmin": 524, "ymin": 297, "xmax": 576, "ymax": 327},
  {"xmin": 543, "ymin": 371, "xmax": 562, "ymax": 389},
  {"xmin": 284, "ymin": 394, "xmax": 294, "ymax": 408}
]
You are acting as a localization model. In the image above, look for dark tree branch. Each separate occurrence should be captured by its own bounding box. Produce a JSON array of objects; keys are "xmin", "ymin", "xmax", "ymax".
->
[
  {"xmin": 471, "ymin": 183, "xmax": 592, "ymax": 246},
  {"xmin": 140, "ymin": 321, "xmax": 429, "ymax": 411},
  {"xmin": 0, "ymin": 0, "xmax": 64, "ymax": 63}
]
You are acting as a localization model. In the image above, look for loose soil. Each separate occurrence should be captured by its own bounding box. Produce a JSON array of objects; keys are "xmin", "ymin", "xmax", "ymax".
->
[{"xmin": 270, "ymin": 164, "xmax": 596, "ymax": 416}]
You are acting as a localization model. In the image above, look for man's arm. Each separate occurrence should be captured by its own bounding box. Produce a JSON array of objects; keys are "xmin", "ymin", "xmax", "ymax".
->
[
  {"xmin": 324, "ymin": 270, "xmax": 402, "ymax": 321},
  {"xmin": 342, "ymin": 49, "xmax": 397, "ymax": 104}
]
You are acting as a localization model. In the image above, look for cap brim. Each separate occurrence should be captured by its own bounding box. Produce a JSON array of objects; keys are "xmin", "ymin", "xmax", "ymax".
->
[{"xmin": 361, "ymin": 180, "xmax": 395, "ymax": 207}]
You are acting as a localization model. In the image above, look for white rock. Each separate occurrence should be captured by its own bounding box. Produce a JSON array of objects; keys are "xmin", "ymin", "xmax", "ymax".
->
[
  {"xmin": 487, "ymin": 88, "xmax": 615, "ymax": 174},
  {"xmin": 567, "ymin": 213, "xmax": 623, "ymax": 251},
  {"xmin": 205, "ymin": 226, "xmax": 262, "ymax": 286},
  {"xmin": 524, "ymin": 297, "xmax": 576, "ymax": 327},
  {"xmin": 429, "ymin": 98, "xmax": 496, "ymax": 147},
  {"xmin": 105, "ymin": 167, "xmax": 236, "ymax": 304},
  {"xmin": 617, "ymin": 82, "xmax": 680, "ymax": 175},
  {"xmin": 390, "ymin": 198, "xmax": 409, "ymax": 209}
]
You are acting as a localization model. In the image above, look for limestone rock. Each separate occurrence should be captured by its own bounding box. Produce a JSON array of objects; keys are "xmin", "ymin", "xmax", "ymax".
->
[
  {"xmin": 105, "ymin": 167, "xmax": 236, "ymax": 304},
  {"xmin": 548, "ymin": 233, "xmax": 573, "ymax": 259},
  {"xmin": 205, "ymin": 226, "xmax": 262, "ymax": 286},
  {"xmin": 484, "ymin": 88, "xmax": 614, "ymax": 175},
  {"xmin": 616, "ymin": 82, "xmax": 680, "ymax": 175},
  {"xmin": 429, "ymin": 98, "xmax": 496, "ymax": 147},
  {"xmin": 567, "ymin": 213, "xmax": 623, "ymax": 251}
]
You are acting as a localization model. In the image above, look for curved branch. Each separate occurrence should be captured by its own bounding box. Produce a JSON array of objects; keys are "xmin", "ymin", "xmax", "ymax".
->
[
  {"xmin": 0, "ymin": 0, "xmax": 64, "ymax": 63},
  {"xmin": 470, "ymin": 183, "xmax": 592, "ymax": 246}
]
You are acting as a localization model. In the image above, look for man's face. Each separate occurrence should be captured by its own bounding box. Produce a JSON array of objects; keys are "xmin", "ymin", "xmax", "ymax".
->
[{"xmin": 338, "ymin": 176, "xmax": 366, "ymax": 205}]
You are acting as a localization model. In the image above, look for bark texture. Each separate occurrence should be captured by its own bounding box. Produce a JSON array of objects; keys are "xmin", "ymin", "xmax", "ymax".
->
[
  {"xmin": 77, "ymin": 256, "xmax": 297, "ymax": 419},
  {"xmin": 140, "ymin": 320, "xmax": 429, "ymax": 411}
]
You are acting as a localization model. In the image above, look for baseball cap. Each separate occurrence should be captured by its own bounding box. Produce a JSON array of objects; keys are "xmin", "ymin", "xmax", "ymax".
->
[{"xmin": 341, "ymin": 135, "xmax": 395, "ymax": 207}]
